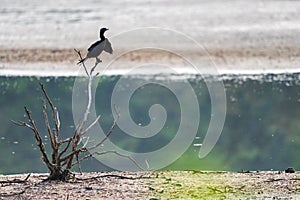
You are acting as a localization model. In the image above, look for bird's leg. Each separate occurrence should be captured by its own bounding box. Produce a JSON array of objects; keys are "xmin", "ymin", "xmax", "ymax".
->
[{"xmin": 96, "ymin": 57, "xmax": 102, "ymax": 64}]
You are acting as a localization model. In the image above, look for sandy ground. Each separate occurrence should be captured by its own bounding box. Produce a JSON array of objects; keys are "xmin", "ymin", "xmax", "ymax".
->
[
  {"xmin": 0, "ymin": 172, "xmax": 152, "ymax": 200},
  {"xmin": 1, "ymin": 45, "xmax": 300, "ymax": 76},
  {"xmin": 1, "ymin": 171, "xmax": 299, "ymax": 199}
]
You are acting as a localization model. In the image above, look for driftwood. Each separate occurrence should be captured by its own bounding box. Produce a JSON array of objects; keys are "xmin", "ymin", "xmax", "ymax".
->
[
  {"xmin": 0, "ymin": 174, "xmax": 31, "ymax": 184},
  {"xmin": 12, "ymin": 50, "xmax": 121, "ymax": 181},
  {"xmin": 0, "ymin": 174, "xmax": 31, "ymax": 197}
]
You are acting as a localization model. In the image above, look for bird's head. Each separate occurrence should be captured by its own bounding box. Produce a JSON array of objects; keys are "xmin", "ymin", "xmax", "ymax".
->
[
  {"xmin": 99, "ymin": 27, "xmax": 109, "ymax": 39},
  {"xmin": 100, "ymin": 27, "xmax": 109, "ymax": 33}
]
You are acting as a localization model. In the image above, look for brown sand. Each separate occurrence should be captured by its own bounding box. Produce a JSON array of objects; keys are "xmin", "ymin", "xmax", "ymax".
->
[
  {"xmin": 1, "ymin": 45, "xmax": 300, "ymax": 76},
  {"xmin": 1, "ymin": 46, "xmax": 300, "ymax": 63},
  {"xmin": 1, "ymin": 171, "xmax": 299, "ymax": 199}
]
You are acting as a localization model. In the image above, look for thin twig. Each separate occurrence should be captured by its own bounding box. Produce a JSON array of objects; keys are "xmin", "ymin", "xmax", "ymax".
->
[
  {"xmin": 42, "ymin": 100, "xmax": 57, "ymax": 162},
  {"xmin": 40, "ymin": 83, "xmax": 60, "ymax": 144},
  {"xmin": 74, "ymin": 49, "xmax": 89, "ymax": 77},
  {"xmin": 81, "ymin": 115, "xmax": 101, "ymax": 136},
  {"xmin": 58, "ymin": 138, "xmax": 73, "ymax": 159},
  {"xmin": 88, "ymin": 108, "xmax": 120, "ymax": 151},
  {"xmin": 265, "ymin": 178, "xmax": 300, "ymax": 182},
  {"xmin": 75, "ymin": 152, "xmax": 82, "ymax": 174},
  {"xmin": 11, "ymin": 120, "xmax": 34, "ymax": 129},
  {"xmin": 90, "ymin": 62, "xmax": 98, "ymax": 76},
  {"xmin": 0, "ymin": 189, "xmax": 26, "ymax": 197},
  {"xmin": 0, "ymin": 174, "xmax": 31, "ymax": 184},
  {"xmin": 24, "ymin": 107, "xmax": 54, "ymax": 172},
  {"xmin": 75, "ymin": 174, "xmax": 145, "ymax": 181},
  {"xmin": 72, "ymin": 150, "xmax": 145, "ymax": 170}
]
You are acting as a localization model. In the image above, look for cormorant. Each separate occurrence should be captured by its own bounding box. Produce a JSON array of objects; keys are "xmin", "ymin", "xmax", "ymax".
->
[{"xmin": 77, "ymin": 27, "xmax": 113, "ymax": 64}]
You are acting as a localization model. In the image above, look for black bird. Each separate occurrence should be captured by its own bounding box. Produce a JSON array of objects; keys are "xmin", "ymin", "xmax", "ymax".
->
[{"xmin": 77, "ymin": 27, "xmax": 113, "ymax": 64}]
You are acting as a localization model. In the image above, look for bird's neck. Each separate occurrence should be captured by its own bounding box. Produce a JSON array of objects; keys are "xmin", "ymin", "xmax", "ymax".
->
[{"xmin": 100, "ymin": 32, "xmax": 106, "ymax": 41}]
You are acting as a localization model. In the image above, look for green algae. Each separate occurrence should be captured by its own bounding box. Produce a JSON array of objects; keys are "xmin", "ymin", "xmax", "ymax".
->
[{"xmin": 146, "ymin": 171, "xmax": 300, "ymax": 199}]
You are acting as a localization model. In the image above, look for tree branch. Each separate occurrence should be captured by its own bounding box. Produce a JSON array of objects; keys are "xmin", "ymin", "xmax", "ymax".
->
[
  {"xmin": 42, "ymin": 99, "xmax": 57, "ymax": 163},
  {"xmin": 82, "ymin": 115, "xmax": 101, "ymax": 136},
  {"xmin": 23, "ymin": 107, "xmax": 54, "ymax": 171},
  {"xmin": 0, "ymin": 174, "xmax": 31, "ymax": 184},
  {"xmin": 88, "ymin": 108, "xmax": 120, "ymax": 151},
  {"xmin": 74, "ymin": 48, "xmax": 89, "ymax": 77},
  {"xmin": 40, "ymin": 83, "xmax": 60, "ymax": 144},
  {"xmin": 72, "ymin": 150, "xmax": 145, "ymax": 171}
]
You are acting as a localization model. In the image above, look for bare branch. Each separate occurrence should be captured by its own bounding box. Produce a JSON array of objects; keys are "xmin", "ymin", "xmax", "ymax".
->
[
  {"xmin": 74, "ymin": 49, "xmax": 89, "ymax": 77},
  {"xmin": 58, "ymin": 138, "xmax": 72, "ymax": 159},
  {"xmin": 82, "ymin": 137, "xmax": 90, "ymax": 149},
  {"xmin": 42, "ymin": 99, "xmax": 56, "ymax": 153},
  {"xmin": 90, "ymin": 62, "xmax": 98, "ymax": 76},
  {"xmin": 56, "ymin": 110, "xmax": 61, "ymax": 130},
  {"xmin": 72, "ymin": 150, "xmax": 145, "ymax": 171},
  {"xmin": 74, "ymin": 49, "xmax": 101, "ymax": 137},
  {"xmin": 75, "ymin": 152, "xmax": 82, "ymax": 174},
  {"xmin": 81, "ymin": 115, "xmax": 101, "ymax": 136},
  {"xmin": 23, "ymin": 107, "xmax": 54, "ymax": 172},
  {"xmin": 40, "ymin": 83, "xmax": 60, "ymax": 144},
  {"xmin": 75, "ymin": 174, "xmax": 148, "ymax": 181},
  {"xmin": 60, "ymin": 137, "xmax": 73, "ymax": 144},
  {"xmin": 59, "ymin": 144, "xmax": 84, "ymax": 164},
  {"xmin": 77, "ymin": 76, "xmax": 92, "ymax": 134},
  {"xmin": 88, "ymin": 108, "xmax": 120, "ymax": 151},
  {"xmin": 11, "ymin": 120, "xmax": 33, "ymax": 130},
  {"xmin": 70, "ymin": 105, "xmax": 121, "ymax": 172},
  {"xmin": 0, "ymin": 174, "xmax": 31, "ymax": 184},
  {"xmin": 0, "ymin": 189, "xmax": 26, "ymax": 197}
]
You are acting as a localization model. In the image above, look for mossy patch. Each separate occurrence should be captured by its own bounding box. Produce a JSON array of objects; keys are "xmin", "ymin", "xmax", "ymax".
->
[{"xmin": 147, "ymin": 171, "xmax": 300, "ymax": 199}]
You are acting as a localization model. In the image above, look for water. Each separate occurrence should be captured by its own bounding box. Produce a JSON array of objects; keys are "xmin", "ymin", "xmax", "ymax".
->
[
  {"xmin": 0, "ymin": 73, "xmax": 299, "ymax": 173},
  {"xmin": 1, "ymin": 0, "xmax": 300, "ymax": 48}
]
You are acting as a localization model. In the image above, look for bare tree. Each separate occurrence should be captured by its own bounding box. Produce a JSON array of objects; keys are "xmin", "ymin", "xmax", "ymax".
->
[{"xmin": 12, "ymin": 50, "xmax": 119, "ymax": 181}]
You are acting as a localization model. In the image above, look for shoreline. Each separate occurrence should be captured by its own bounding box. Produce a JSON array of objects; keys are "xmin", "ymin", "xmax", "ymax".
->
[
  {"xmin": 2, "ymin": 65, "xmax": 300, "ymax": 77},
  {"xmin": 1, "ymin": 171, "xmax": 299, "ymax": 199},
  {"xmin": 1, "ymin": 46, "xmax": 300, "ymax": 76}
]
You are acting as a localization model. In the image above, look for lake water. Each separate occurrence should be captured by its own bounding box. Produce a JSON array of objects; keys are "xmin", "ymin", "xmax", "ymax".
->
[
  {"xmin": 1, "ymin": 0, "xmax": 300, "ymax": 48},
  {"xmin": 0, "ymin": 72, "xmax": 299, "ymax": 173}
]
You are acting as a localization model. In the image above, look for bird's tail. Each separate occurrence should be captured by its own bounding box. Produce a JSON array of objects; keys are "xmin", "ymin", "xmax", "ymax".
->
[{"xmin": 77, "ymin": 57, "xmax": 86, "ymax": 65}]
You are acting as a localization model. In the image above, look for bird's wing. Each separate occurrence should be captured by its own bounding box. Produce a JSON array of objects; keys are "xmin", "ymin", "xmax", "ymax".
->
[
  {"xmin": 103, "ymin": 38, "xmax": 113, "ymax": 54},
  {"xmin": 88, "ymin": 40, "xmax": 101, "ymax": 52}
]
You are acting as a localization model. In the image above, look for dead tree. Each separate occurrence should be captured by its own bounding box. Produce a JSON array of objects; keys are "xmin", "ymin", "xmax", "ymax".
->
[{"xmin": 12, "ymin": 50, "xmax": 119, "ymax": 181}]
